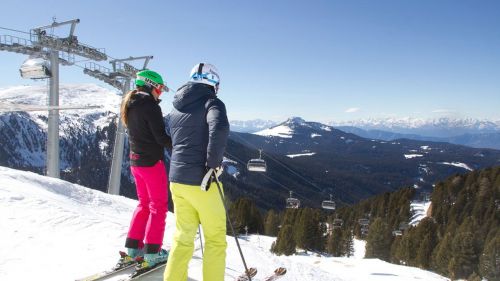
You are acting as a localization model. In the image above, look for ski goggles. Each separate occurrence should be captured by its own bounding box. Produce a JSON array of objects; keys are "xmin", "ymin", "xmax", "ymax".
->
[{"xmin": 137, "ymin": 76, "xmax": 169, "ymax": 92}]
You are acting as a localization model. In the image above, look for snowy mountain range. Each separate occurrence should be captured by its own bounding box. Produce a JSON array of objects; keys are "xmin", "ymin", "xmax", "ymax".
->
[
  {"xmin": 238, "ymin": 117, "xmax": 500, "ymax": 204},
  {"xmin": 0, "ymin": 84, "xmax": 135, "ymax": 196},
  {"xmin": 330, "ymin": 117, "xmax": 500, "ymax": 135},
  {"xmin": 231, "ymin": 117, "xmax": 500, "ymax": 149},
  {"xmin": 0, "ymin": 165, "xmax": 450, "ymax": 281},
  {"xmin": 1, "ymin": 84, "xmax": 499, "ymax": 210},
  {"xmin": 231, "ymin": 117, "xmax": 500, "ymax": 135}
]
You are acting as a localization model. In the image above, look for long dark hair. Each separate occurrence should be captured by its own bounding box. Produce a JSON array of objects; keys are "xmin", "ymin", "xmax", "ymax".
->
[{"xmin": 120, "ymin": 86, "xmax": 153, "ymax": 127}]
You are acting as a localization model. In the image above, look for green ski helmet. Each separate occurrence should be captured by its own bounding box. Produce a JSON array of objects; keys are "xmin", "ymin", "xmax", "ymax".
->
[{"xmin": 135, "ymin": 70, "xmax": 169, "ymax": 92}]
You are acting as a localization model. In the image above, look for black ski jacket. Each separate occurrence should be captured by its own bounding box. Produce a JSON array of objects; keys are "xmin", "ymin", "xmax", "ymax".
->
[
  {"xmin": 126, "ymin": 91, "xmax": 172, "ymax": 166},
  {"xmin": 167, "ymin": 82, "xmax": 229, "ymax": 185}
]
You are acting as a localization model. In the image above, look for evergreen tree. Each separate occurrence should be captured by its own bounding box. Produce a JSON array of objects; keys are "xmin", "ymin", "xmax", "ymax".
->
[
  {"xmin": 264, "ymin": 209, "xmax": 280, "ymax": 236},
  {"xmin": 416, "ymin": 234, "xmax": 433, "ymax": 269},
  {"xmin": 272, "ymin": 224, "xmax": 296, "ymax": 256},
  {"xmin": 390, "ymin": 236, "xmax": 403, "ymax": 264},
  {"xmin": 432, "ymin": 232, "xmax": 453, "ymax": 276},
  {"xmin": 342, "ymin": 229, "xmax": 355, "ymax": 257},
  {"xmin": 229, "ymin": 197, "xmax": 264, "ymax": 234},
  {"xmin": 326, "ymin": 228, "xmax": 343, "ymax": 256},
  {"xmin": 414, "ymin": 218, "xmax": 438, "ymax": 269},
  {"xmin": 294, "ymin": 208, "xmax": 324, "ymax": 252},
  {"xmin": 365, "ymin": 217, "xmax": 392, "ymax": 261},
  {"xmin": 448, "ymin": 231, "xmax": 478, "ymax": 280},
  {"xmin": 479, "ymin": 234, "xmax": 500, "ymax": 281}
]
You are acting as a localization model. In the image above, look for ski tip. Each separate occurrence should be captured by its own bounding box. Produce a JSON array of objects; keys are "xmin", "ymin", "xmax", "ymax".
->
[
  {"xmin": 248, "ymin": 267, "xmax": 258, "ymax": 277},
  {"xmin": 275, "ymin": 267, "xmax": 287, "ymax": 276}
]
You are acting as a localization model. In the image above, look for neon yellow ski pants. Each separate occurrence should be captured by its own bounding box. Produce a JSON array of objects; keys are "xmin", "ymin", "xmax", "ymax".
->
[{"xmin": 164, "ymin": 182, "xmax": 227, "ymax": 281}]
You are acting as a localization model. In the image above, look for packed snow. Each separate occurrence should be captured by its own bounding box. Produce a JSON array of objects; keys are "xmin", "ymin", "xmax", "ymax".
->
[
  {"xmin": 438, "ymin": 162, "xmax": 473, "ymax": 171},
  {"xmin": 404, "ymin": 154, "xmax": 424, "ymax": 159},
  {"xmin": 0, "ymin": 166, "xmax": 450, "ymax": 281},
  {"xmin": 254, "ymin": 125, "xmax": 294, "ymax": 138},
  {"xmin": 286, "ymin": 152, "xmax": 316, "ymax": 158},
  {"xmin": 409, "ymin": 200, "xmax": 432, "ymax": 226}
]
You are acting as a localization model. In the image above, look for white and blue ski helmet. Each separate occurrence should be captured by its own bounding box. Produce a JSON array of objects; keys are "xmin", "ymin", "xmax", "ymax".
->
[{"xmin": 189, "ymin": 63, "xmax": 220, "ymax": 88}]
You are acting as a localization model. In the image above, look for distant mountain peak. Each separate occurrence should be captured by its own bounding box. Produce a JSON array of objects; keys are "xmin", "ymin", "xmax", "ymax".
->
[
  {"xmin": 255, "ymin": 117, "xmax": 335, "ymax": 138},
  {"xmin": 285, "ymin": 116, "xmax": 306, "ymax": 125}
]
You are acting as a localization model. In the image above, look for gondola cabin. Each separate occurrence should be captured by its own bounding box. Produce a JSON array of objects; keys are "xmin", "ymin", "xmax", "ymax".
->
[
  {"xmin": 286, "ymin": 191, "xmax": 300, "ymax": 209},
  {"xmin": 333, "ymin": 218, "xmax": 343, "ymax": 229},
  {"xmin": 247, "ymin": 159, "xmax": 267, "ymax": 172},
  {"xmin": 358, "ymin": 218, "xmax": 370, "ymax": 226},
  {"xmin": 19, "ymin": 57, "xmax": 51, "ymax": 79},
  {"xmin": 286, "ymin": 197, "xmax": 300, "ymax": 209},
  {"xmin": 321, "ymin": 194, "xmax": 336, "ymax": 210},
  {"xmin": 392, "ymin": 230, "xmax": 403, "ymax": 236}
]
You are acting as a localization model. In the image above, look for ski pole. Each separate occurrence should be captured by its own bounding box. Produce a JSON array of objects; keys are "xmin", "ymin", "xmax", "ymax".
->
[
  {"xmin": 212, "ymin": 171, "xmax": 252, "ymax": 281},
  {"xmin": 198, "ymin": 225, "xmax": 204, "ymax": 257}
]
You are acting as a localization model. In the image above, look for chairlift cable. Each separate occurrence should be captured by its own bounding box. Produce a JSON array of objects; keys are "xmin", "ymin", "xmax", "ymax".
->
[
  {"xmin": 224, "ymin": 151, "xmax": 309, "ymax": 202},
  {"xmin": 231, "ymin": 132, "xmax": 324, "ymax": 193},
  {"xmin": 0, "ymin": 26, "xmax": 31, "ymax": 35}
]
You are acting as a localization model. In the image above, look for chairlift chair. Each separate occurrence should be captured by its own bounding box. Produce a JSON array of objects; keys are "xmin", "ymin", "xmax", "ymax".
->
[
  {"xmin": 358, "ymin": 218, "xmax": 370, "ymax": 226},
  {"xmin": 19, "ymin": 57, "xmax": 51, "ymax": 79},
  {"xmin": 392, "ymin": 230, "xmax": 403, "ymax": 236},
  {"xmin": 247, "ymin": 159, "xmax": 267, "ymax": 172},
  {"xmin": 360, "ymin": 225, "xmax": 369, "ymax": 235},
  {"xmin": 333, "ymin": 218, "xmax": 343, "ymax": 229},
  {"xmin": 321, "ymin": 194, "xmax": 336, "ymax": 210},
  {"xmin": 286, "ymin": 191, "xmax": 300, "ymax": 209},
  {"xmin": 247, "ymin": 149, "xmax": 267, "ymax": 172}
]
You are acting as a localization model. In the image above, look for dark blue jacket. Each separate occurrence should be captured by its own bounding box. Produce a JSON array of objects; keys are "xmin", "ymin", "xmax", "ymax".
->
[{"xmin": 167, "ymin": 82, "xmax": 229, "ymax": 185}]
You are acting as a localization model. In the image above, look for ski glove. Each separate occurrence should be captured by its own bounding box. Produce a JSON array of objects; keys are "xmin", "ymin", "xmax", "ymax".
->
[{"xmin": 201, "ymin": 166, "xmax": 223, "ymax": 191}]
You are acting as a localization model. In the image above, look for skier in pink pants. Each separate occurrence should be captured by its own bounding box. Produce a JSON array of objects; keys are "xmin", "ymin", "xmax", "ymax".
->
[{"xmin": 119, "ymin": 70, "xmax": 172, "ymax": 272}]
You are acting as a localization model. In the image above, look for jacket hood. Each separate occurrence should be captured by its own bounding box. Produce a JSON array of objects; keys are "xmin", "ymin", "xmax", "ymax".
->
[
  {"xmin": 128, "ymin": 92, "xmax": 158, "ymax": 108},
  {"xmin": 173, "ymin": 82, "xmax": 216, "ymax": 111}
]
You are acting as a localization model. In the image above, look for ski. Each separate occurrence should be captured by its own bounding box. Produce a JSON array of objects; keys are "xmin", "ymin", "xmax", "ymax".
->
[
  {"xmin": 263, "ymin": 267, "xmax": 287, "ymax": 281},
  {"xmin": 235, "ymin": 267, "xmax": 258, "ymax": 281},
  {"xmin": 75, "ymin": 252, "xmax": 137, "ymax": 281},
  {"xmin": 113, "ymin": 262, "xmax": 167, "ymax": 281}
]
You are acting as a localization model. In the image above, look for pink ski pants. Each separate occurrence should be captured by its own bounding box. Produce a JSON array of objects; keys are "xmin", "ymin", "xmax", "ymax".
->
[{"xmin": 127, "ymin": 160, "xmax": 168, "ymax": 249}]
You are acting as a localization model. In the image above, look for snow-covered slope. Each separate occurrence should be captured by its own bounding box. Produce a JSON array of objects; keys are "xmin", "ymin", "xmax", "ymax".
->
[
  {"xmin": 0, "ymin": 166, "xmax": 449, "ymax": 281},
  {"xmin": 254, "ymin": 117, "xmax": 333, "ymax": 138},
  {"xmin": 410, "ymin": 200, "xmax": 432, "ymax": 226}
]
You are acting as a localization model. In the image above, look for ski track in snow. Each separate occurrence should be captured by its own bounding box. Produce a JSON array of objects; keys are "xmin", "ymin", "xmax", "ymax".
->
[{"xmin": 0, "ymin": 166, "xmax": 449, "ymax": 281}]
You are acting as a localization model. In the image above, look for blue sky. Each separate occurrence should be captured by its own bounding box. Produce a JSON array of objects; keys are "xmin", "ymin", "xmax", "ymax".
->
[{"xmin": 1, "ymin": 0, "xmax": 499, "ymax": 122}]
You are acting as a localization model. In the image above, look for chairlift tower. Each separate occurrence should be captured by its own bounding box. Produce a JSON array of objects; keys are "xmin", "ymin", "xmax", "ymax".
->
[
  {"xmin": 82, "ymin": 55, "xmax": 154, "ymax": 195},
  {"xmin": 106, "ymin": 56, "xmax": 154, "ymax": 195},
  {"xmin": 1, "ymin": 18, "xmax": 107, "ymax": 178}
]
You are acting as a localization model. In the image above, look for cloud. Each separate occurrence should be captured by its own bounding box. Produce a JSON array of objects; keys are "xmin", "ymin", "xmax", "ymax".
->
[{"xmin": 345, "ymin": 107, "xmax": 360, "ymax": 113}]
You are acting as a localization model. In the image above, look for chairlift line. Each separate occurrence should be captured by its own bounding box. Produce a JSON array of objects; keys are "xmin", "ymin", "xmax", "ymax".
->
[
  {"xmin": 224, "ymin": 151, "xmax": 309, "ymax": 203},
  {"xmin": 0, "ymin": 103, "xmax": 102, "ymax": 112},
  {"xmin": 231, "ymin": 132, "xmax": 324, "ymax": 193},
  {"xmin": 0, "ymin": 26, "xmax": 31, "ymax": 35}
]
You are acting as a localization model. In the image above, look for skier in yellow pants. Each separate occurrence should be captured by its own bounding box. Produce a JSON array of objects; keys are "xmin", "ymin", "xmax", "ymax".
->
[
  {"xmin": 164, "ymin": 182, "xmax": 227, "ymax": 281},
  {"xmin": 164, "ymin": 63, "xmax": 229, "ymax": 281}
]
